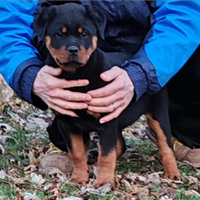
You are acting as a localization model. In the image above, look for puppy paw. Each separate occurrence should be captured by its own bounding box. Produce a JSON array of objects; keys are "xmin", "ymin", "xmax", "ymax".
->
[
  {"xmin": 71, "ymin": 171, "xmax": 89, "ymax": 185},
  {"xmin": 164, "ymin": 170, "xmax": 182, "ymax": 180},
  {"xmin": 93, "ymin": 176, "xmax": 115, "ymax": 188}
]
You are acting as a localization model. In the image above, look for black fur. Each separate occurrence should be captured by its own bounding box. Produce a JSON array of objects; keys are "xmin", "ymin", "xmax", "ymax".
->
[{"xmin": 33, "ymin": 3, "xmax": 181, "ymax": 186}]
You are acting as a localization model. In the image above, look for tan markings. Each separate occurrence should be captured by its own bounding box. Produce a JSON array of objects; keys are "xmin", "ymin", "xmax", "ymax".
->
[
  {"xmin": 146, "ymin": 114, "xmax": 181, "ymax": 180},
  {"xmin": 92, "ymin": 36, "xmax": 98, "ymax": 50},
  {"xmin": 45, "ymin": 35, "xmax": 98, "ymax": 72},
  {"xmin": 87, "ymin": 110, "xmax": 101, "ymax": 119},
  {"xmin": 45, "ymin": 35, "xmax": 51, "ymax": 46},
  {"xmin": 70, "ymin": 134, "xmax": 89, "ymax": 184},
  {"xmin": 45, "ymin": 36, "xmax": 76, "ymax": 72},
  {"xmin": 60, "ymin": 66, "xmax": 76, "ymax": 73},
  {"xmin": 78, "ymin": 27, "xmax": 83, "ymax": 33},
  {"xmin": 93, "ymin": 146, "xmax": 116, "ymax": 188},
  {"xmin": 78, "ymin": 36, "xmax": 97, "ymax": 66},
  {"xmin": 62, "ymin": 27, "xmax": 67, "ymax": 33}
]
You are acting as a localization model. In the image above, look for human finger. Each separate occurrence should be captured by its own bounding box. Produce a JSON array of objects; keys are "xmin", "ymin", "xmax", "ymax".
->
[
  {"xmin": 87, "ymin": 77, "xmax": 126, "ymax": 98},
  {"xmin": 100, "ymin": 66, "xmax": 123, "ymax": 82},
  {"xmin": 48, "ymin": 89, "xmax": 91, "ymax": 102},
  {"xmin": 48, "ymin": 102, "xmax": 78, "ymax": 117},
  {"xmin": 88, "ymin": 99, "xmax": 124, "ymax": 113},
  {"xmin": 99, "ymin": 106, "xmax": 124, "ymax": 124},
  {"xmin": 49, "ymin": 97, "xmax": 88, "ymax": 110}
]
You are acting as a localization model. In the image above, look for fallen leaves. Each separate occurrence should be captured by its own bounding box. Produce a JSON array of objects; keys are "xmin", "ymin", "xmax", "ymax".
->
[
  {"xmin": 0, "ymin": 97, "xmax": 200, "ymax": 199},
  {"xmin": 30, "ymin": 173, "xmax": 46, "ymax": 185}
]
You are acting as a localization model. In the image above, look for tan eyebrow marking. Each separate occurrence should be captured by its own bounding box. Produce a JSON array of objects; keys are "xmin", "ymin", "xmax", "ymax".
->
[
  {"xmin": 62, "ymin": 27, "xmax": 67, "ymax": 33},
  {"xmin": 78, "ymin": 27, "xmax": 83, "ymax": 33}
]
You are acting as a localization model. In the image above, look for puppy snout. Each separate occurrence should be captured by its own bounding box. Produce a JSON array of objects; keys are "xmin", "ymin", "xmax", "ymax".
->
[{"xmin": 68, "ymin": 46, "xmax": 79, "ymax": 56}]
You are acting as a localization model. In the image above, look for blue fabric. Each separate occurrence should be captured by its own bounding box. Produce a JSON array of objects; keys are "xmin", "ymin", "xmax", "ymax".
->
[
  {"xmin": 0, "ymin": 1, "xmax": 39, "ymax": 88},
  {"xmin": 122, "ymin": 47, "xmax": 159, "ymax": 100},
  {"xmin": 1, "ymin": 0, "xmax": 200, "ymax": 105},
  {"xmin": 13, "ymin": 57, "xmax": 46, "ymax": 108},
  {"xmin": 122, "ymin": 1, "xmax": 200, "ymax": 99},
  {"xmin": 145, "ymin": 1, "xmax": 200, "ymax": 88}
]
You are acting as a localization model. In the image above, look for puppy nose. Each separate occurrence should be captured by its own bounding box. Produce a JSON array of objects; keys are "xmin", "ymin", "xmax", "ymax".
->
[{"xmin": 68, "ymin": 46, "xmax": 79, "ymax": 56}]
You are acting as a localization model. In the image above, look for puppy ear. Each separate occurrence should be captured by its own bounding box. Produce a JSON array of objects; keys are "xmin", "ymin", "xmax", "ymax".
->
[
  {"xmin": 33, "ymin": 6, "xmax": 56, "ymax": 42},
  {"xmin": 85, "ymin": 5, "xmax": 106, "ymax": 39}
]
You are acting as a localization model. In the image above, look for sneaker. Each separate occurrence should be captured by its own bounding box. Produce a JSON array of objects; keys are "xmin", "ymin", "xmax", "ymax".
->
[
  {"xmin": 146, "ymin": 128, "xmax": 200, "ymax": 166},
  {"xmin": 39, "ymin": 143, "xmax": 73, "ymax": 174},
  {"xmin": 173, "ymin": 138, "xmax": 200, "ymax": 166}
]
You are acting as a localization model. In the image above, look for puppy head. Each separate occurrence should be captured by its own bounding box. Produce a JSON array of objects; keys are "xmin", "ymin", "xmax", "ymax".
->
[{"xmin": 33, "ymin": 3, "xmax": 106, "ymax": 72}]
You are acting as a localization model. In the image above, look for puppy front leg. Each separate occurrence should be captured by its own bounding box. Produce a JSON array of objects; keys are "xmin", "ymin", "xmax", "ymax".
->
[
  {"xmin": 69, "ymin": 133, "xmax": 89, "ymax": 184},
  {"xmin": 93, "ymin": 120, "xmax": 118, "ymax": 188},
  {"xmin": 56, "ymin": 119, "xmax": 89, "ymax": 184}
]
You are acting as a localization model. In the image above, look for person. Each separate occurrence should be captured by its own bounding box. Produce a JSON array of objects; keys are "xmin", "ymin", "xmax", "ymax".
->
[{"xmin": 0, "ymin": 1, "xmax": 200, "ymax": 174}]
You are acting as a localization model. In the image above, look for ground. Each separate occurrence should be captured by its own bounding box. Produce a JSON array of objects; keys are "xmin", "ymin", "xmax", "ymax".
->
[{"xmin": 0, "ymin": 95, "xmax": 200, "ymax": 200}]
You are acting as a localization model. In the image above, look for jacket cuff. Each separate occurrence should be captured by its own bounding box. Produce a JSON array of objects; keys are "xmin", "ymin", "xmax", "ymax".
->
[
  {"xmin": 122, "ymin": 61, "xmax": 147, "ymax": 101},
  {"xmin": 13, "ymin": 57, "xmax": 48, "ymax": 110}
]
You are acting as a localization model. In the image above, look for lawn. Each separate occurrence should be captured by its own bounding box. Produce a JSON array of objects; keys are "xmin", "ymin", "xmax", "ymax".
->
[{"xmin": 0, "ymin": 96, "xmax": 200, "ymax": 200}]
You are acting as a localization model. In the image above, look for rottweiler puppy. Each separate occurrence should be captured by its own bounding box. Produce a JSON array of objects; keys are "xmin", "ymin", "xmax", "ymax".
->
[{"xmin": 33, "ymin": 3, "xmax": 181, "ymax": 187}]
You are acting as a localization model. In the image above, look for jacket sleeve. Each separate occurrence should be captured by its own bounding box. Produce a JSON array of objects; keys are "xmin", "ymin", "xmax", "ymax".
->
[
  {"xmin": 0, "ymin": 1, "xmax": 47, "ymax": 109},
  {"xmin": 122, "ymin": 1, "xmax": 200, "ymax": 100}
]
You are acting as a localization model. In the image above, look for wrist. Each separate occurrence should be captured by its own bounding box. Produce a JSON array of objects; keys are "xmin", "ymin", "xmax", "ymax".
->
[{"xmin": 12, "ymin": 58, "xmax": 48, "ymax": 109}]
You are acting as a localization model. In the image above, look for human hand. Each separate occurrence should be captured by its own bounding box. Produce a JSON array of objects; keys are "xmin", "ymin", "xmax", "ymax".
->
[
  {"xmin": 87, "ymin": 66, "xmax": 134, "ymax": 123},
  {"xmin": 33, "ymin": 65, "xmax": 91, "ymax": 117}
]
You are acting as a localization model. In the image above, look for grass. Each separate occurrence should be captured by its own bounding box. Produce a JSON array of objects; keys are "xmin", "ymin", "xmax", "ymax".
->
[{"xmin": 0, "ymin": 99, "xmax": 200, "ymax": 199}]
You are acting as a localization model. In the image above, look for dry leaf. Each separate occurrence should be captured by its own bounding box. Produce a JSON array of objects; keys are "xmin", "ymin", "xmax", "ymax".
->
[
  {"xmin": 147, "ymin": 172, "xmax": 161, "ymax": 184},
  {"xmin": 137, "ymin": 175, "xmax": 147, "ymax": 184},
  {"xmin": 11, "ymin": 177, "xmax": 29, "ymax": 185},
  {"xmin": 185, "ymin": 176, "xmax": 198, "ymax": 184},
  {"xmin": 121, "ymin": 179, "xmax": 132, "ymax": 190},
  {"xmin": 0, "ymin": 144, "xmax": 5, "ymax": 154},
  {"xmin": 0, "ymin": 170, "xmax": 6, "ymax": 179},
  {"xmin": 138, "ymin": 188, "xmax": 149, "ymax": 198},
  {"xmin": 59, "ymin": 197, "xmax": 83, "ymax": 200},
  {"xmin": 96, "ymin": 183, "xmax": 112, "ymax": 194},
  {"xmin": 30, "ymin": 173, "xmax": 45, "ymax": 185},
  {"xmin": 160, "ymin": 196, "xmax": 173, "ymax": 200},
  {"xmin": 0, "ymin": 135, "xmax": 16, "ymax": 144},
  {"xmin": 24, "ymin": 165, "xmax": 38, "ymax": 174},
  {"xmin": 185, "ymin": 190, "xmax": 200, "ymax": 197},
  {"xmin": 29, "ymin": 151, "xmax": 40, "ymax": 165},
  {"xmin": 24, "ymin": 192, "xmax": 41, "ymax": 200}
]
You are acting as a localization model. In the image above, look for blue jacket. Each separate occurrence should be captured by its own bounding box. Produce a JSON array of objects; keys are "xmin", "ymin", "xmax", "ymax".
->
[{"xmin": 0, "ymin": 1, "xmax": 200, "ymax": 109}]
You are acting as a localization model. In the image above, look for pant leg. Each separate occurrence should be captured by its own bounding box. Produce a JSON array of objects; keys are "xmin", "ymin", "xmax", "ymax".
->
[
  {"xmin": 168, "ymin": 46, "xmax": 200, "ymax": 148},
  {"xmin": 47, "ymin": 118, "xmax": 68, "ymax": 152}
]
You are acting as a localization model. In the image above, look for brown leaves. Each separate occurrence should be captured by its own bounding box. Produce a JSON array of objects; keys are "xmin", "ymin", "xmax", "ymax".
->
[{"xmin": 1, "ymin": 97, "xmax": 200, "ymax": 199}]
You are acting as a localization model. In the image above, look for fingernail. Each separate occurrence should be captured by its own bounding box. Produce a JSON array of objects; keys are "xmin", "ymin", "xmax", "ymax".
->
[
  {"xmin": 88, "ymin": 106, "xmax": 93, "ymax": 111},
  {"xmin": 102, "ymin": 73, "xmax": 107, "ymax": 78},
  {"xmin": 84, "ymin": 80, "xmax": 89, "ymax": 85},
  {"xmin": 100, "ymin": 119, "xmax": 105, "ymax": 124}
]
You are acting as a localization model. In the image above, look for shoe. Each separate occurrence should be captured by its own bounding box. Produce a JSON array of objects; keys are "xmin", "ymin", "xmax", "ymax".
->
[
  {"xmin": 173, "ymin": 138, "xmax": 200, "ymax": 166},
  {"xmin": 39, "ymin": 143, "xmax": 73, "ymax": 174},
  {"xmin": 146, "ymin": 128, "xmax": 200, "ymax": 166}
]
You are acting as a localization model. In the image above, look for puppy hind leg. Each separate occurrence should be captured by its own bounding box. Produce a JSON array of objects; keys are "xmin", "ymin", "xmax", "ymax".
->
[{"xmin": 147, "ymin": 88, "xmax": 181, "ymax": 180}]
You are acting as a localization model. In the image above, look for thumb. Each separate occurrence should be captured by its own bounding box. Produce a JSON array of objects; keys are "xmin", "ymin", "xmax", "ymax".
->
[
  {"xmin": 43, "ymin": 65, "xmax": 63, "ymax": 76},
  {"xmin": 100, "ymin": 66, "xmax": 121, "ymax": 82}
]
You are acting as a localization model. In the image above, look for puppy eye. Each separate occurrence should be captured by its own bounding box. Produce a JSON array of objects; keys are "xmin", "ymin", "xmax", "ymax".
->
[
  {"xmin": 55, "ymin": 31, "xmax": 64, "ymax": 38},
  {"xmin": 81, "ymin": 31, "xmax": 89, "ymax": 38}
]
